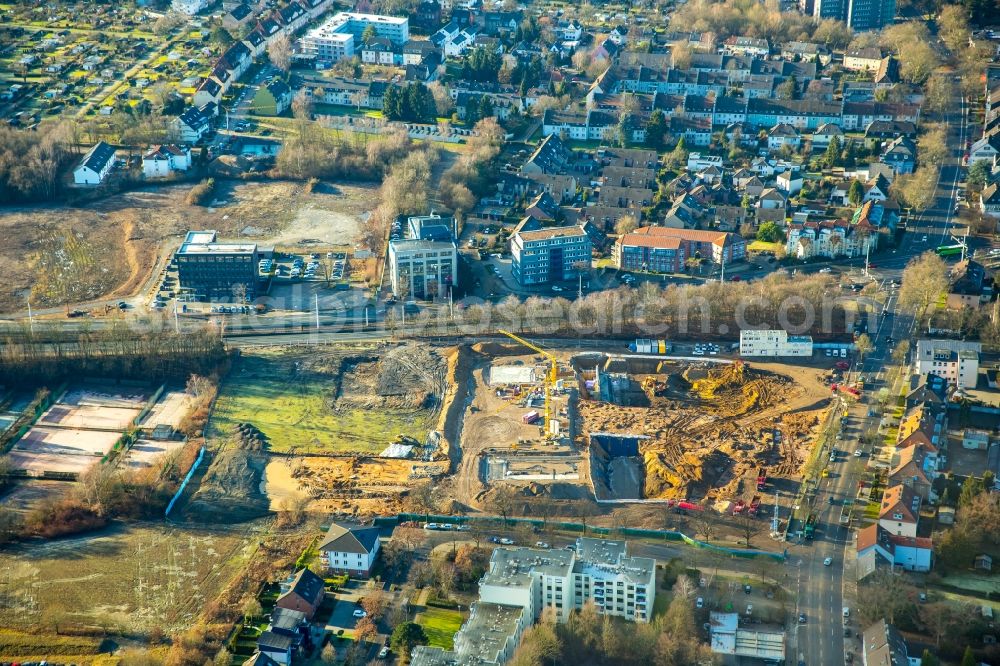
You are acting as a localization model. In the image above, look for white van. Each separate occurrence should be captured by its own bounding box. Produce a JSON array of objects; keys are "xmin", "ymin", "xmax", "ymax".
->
[{"xmin": 843, "ymin": 607, "xmax": 850, "ymax": 618}]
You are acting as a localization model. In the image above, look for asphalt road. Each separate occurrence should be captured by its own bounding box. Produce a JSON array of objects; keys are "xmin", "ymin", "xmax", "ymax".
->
[{"xmin": 789, "ymin": 91, "xmax": 969, "ymax": 663}]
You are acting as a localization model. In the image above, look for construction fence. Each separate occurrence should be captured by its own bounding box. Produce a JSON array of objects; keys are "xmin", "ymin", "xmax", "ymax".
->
[{"xmin": 377, "ymin": 513, "xmax": 785, "ymax": 561}]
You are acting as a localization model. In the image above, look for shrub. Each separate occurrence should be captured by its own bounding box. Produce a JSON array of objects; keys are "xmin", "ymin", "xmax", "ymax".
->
[
  {"xmin": 187, "ymin": 178, "xmax": 216, "ymax": 206},
  {"xmin": 24, "ymin": 499, "xmax": 107, "ymax": 538}
]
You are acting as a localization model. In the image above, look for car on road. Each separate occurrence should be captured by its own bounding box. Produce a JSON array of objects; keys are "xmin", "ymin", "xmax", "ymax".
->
[
  {"xmin": 696, "ymin": 597, "xmax": 704, "ymax": 609},
  {"xmin": 828, "ymin": 496, "xmax": 835, "ymax": 505},
  {"xmin": 378, "ymin": 646, "xmax": 390, "ymax": 659},
  {"xmin": 551, "ymin": 285, "xmax": 563, "ymax": 292},
  {"xmin": 819, "ymin": 267, "xmax": 832, "ymax": 273},
  {"xmin": 823, "ymin": 557, "xmax": 833, "ymax": 566},
  {"xmin": 854, "ymin": 449, "xmax": 863, "ymax": 457},
  {"xmin": 499, "ymin": 537, "xmax": 514, "ymax": 545},
  {"xmin": 535, "ymin": 541, "xmax": 550, "ymax": 548},
  {"xmin": 744, "ymin": 584, "xmax": 751, "ymax": 594},
  {"xmin": 798, "ymin": 613, "xmax": 807, "ymax": 624},
  {"xmin": 353, "ymin": 610, "xmax": 367, "ymax": 618},
  {"xmin": 821, "ymin": 468, "xmax": 829, "ymax": 478},
  {"xmin": 488, "ymin": 536, "xmax": 500, "ymax": 543},
  {"xmin": 921, "ymin": 235, "xmax": 928, "ymax": 242}
]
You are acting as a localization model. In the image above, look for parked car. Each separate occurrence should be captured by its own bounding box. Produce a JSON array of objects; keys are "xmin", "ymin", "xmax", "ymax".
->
[
  {"xmin": 696, "ymin": 597, "xmax": 704, "ymax": 609},
  {"xmin": 353, "ymin": 609, "xmax": 367, "ymax": 618},
  {"xmin": 498, "ymin": 537, "xmax": 514, "ymax": 545},
  {"xmin": 378, "ymin": 646, "xmax": 390, "ymax": 659},
  {"xmin": 534, "ymin": 541, "xmax": 550, "ymax": 549}
]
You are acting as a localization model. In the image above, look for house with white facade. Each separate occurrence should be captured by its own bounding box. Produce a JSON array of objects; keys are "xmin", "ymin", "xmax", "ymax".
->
[
  {"xmin": 142, "ymin": 145, "xmax": 191, "ymax": 178},
  {"xmin": 914, "ymin": 339, "xmax": 981, "ymax": 389},
  {"xmin": 857, "ymin": 525, "xmax": 933, "ymax": 572},
  {"xmin": 785, "ymin": 220, "xmax": 875, "ymax": 260},
  {"xmin": 878, "ymin": 484, "xmax": 921, "ymax": 539},
  {"xmin": 73, "ymin": 141, "xmax": 116, "ymax": 185},
  {"xmin": 317, "ymin": 522, "xmax": 381, "ymax": 577},
  {"xmin": 172, "ymin": 103, "xmax": 216, "ymax": 143}
]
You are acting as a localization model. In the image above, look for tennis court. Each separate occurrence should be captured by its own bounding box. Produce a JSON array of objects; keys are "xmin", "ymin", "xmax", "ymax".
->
[
  {"xmin": 37, "ymin": 387, "xmax": 149, "ymax": 431},
  {"xmin": 8, "ymin": 426, "xmax": 122, "ymax": 474},
  {"xmin": 139, "ymin": 391, "xmax": 192, "ymax": 429},
  {"xmin": 123, "ymin": 438, "xmax": 187, "ymax": 469}
]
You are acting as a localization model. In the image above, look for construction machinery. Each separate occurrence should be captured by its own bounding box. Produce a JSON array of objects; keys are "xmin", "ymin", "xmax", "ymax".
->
[
  {"xmin": 689, "ymin": 360, "xmax": 746, "ymax": 400},
  {"xmin": 756, "ymin": 467, "xmax": 767, "ymax": 490},
  {"xmin": 499, "ymin": 329, "xmax": 558, "ymax": 435}
]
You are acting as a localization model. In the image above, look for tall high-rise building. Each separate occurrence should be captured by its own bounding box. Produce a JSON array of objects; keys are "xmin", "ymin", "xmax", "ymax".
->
[
  {"xmin": 801, "ymin": 0, "xmax": 894, "ymax": 31},
  {"xmin": 846, "ymin": 0, "xmax": 896, "ymax": 31}
]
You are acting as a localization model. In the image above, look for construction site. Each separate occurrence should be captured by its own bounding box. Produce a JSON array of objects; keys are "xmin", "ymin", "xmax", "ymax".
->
[
  {"xmin": 577, "ymin": 354, "xmax": 834, "ymax": 506},
  {"xmin": 449, "ymin": 339, "xmax": 834, "ymax": 515}
]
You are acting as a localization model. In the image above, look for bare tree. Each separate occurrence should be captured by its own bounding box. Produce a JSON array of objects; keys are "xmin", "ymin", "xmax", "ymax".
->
[
  {"xmin": 736, "ymin": 512, "xmax": 762, "ymax": 548},
  {"xmin": 292, "ymin": 89, "xmax": 314, "ymax": 120},
  {"xmin": 268, "ymin": 34, "xmax": 292, "ymax": 72},
  {"xmin": 898, "ymin": 251, "xmax": 949, "ymax": 316}
]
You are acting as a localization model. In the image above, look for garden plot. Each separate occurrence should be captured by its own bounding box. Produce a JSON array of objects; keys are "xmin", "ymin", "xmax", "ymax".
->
[{"xmin": 7, "ymin": 427, "xmax": 121, "ymax": 474}]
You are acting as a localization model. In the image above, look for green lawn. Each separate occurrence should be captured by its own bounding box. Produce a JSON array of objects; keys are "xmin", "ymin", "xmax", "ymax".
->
[
  {"xmin": 208, "ymin": 350, "xmax": 436, "ymax": 454},
  {"xmin": 416, "ymin": 607, "xmax": 465, "ymax": 650},
  {"xmin": 747, "ymin": 240, "xmax": 782, "ymax": 253}
]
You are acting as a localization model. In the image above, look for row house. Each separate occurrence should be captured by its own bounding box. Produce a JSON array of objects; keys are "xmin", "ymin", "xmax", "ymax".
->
[
  {"xmin": 745, "ymin": 98, "xmax": 843, "ymax": 131},
  {"xmin": 785, "ymin": 220, "xmax": 875, "ymax": 260},
  {"xmin": 722, "ymin": 36, "xmax": 770, "ymax": 58},
  {"xmin": 841, "ymin": 102, "xmax": 920, "ymax": 130},
  {"xmin": 304, "ymin": 76, "xmax": 387, "ymax": 109}
]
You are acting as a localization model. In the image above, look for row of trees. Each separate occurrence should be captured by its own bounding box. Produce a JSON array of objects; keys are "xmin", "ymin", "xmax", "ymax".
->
[
  {"xmin": 0, "ymin": 323, "xmax": 229, "ymax": 384},
  {"xmin": 386, "ymin": 272, "xmax": 853, "ymax": 339}
]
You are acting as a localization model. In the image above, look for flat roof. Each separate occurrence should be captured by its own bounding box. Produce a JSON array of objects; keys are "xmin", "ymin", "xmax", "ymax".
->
[{"xmin": 178, "ymin": 242, "xmax": 257, "ymax": 255}]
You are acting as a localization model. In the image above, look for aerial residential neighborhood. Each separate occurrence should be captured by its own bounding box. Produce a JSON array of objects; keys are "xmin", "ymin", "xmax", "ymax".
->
[{"xmin": 0, "ymin": 0, "xmax": 999, "ymax": 664}]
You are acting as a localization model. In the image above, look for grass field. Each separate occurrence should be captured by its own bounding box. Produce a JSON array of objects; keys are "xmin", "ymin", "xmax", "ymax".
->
[
  {"xmin": 208, "ymin": 350, "xmax": 437, "ymax": 455},
  {"xmin": 0, "ymin": 524, "xmax": 252, "ymax": 637},
  {"xmin": 415, "ymin": 607, "xmax": 465, "ymax": 650}
]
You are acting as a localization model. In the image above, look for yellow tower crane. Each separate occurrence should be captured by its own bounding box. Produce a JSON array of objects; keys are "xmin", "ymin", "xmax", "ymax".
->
[{"xmin": 498, "ymin": 329, "xmax": 558, "ymax": 435}]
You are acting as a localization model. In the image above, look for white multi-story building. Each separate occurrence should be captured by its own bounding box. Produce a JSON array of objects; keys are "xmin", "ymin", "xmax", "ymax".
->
[
  {"xmin": 739, "ymin": 329, "xmax": 813, "ymax": 357},
  {"xmin": 388, "ymin": 215, "xmax": 457, "ymax": 300},
  {"xmin": 299, "ymin": 12, "xmax": 409, "ymax": 63},
  {"xmin": 785, "ymin": 221, "xmax": 876, "ymax": 260},
  {"xmin": 914, "ymin": 339, "xmax": 981, "ymax": 389},
  {"xmin": 172, "ymin": 0, "xmax": 209, "ymax": 15},
  {"xmin": 411, "ymin": 538, "xmax": 656, "ymax": 666}
]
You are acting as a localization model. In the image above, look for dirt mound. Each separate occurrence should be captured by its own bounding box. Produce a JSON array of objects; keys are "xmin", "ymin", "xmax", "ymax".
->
[
  {"xmin": 472, "ymin": 342, "xmax": 532, "ymax": 357},
  {"xmin": 185, "ymin": 447, "xmax": 270, "ymax": 522},
  {"xmin": 338, "ymin": 343, "xmax": 446, "ymax": 410}
]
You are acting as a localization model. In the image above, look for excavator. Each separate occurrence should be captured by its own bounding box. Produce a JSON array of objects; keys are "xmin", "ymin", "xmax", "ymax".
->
[{"xmin": 499, "ymin": 329, "xmax": 558, "ymax": 436}]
